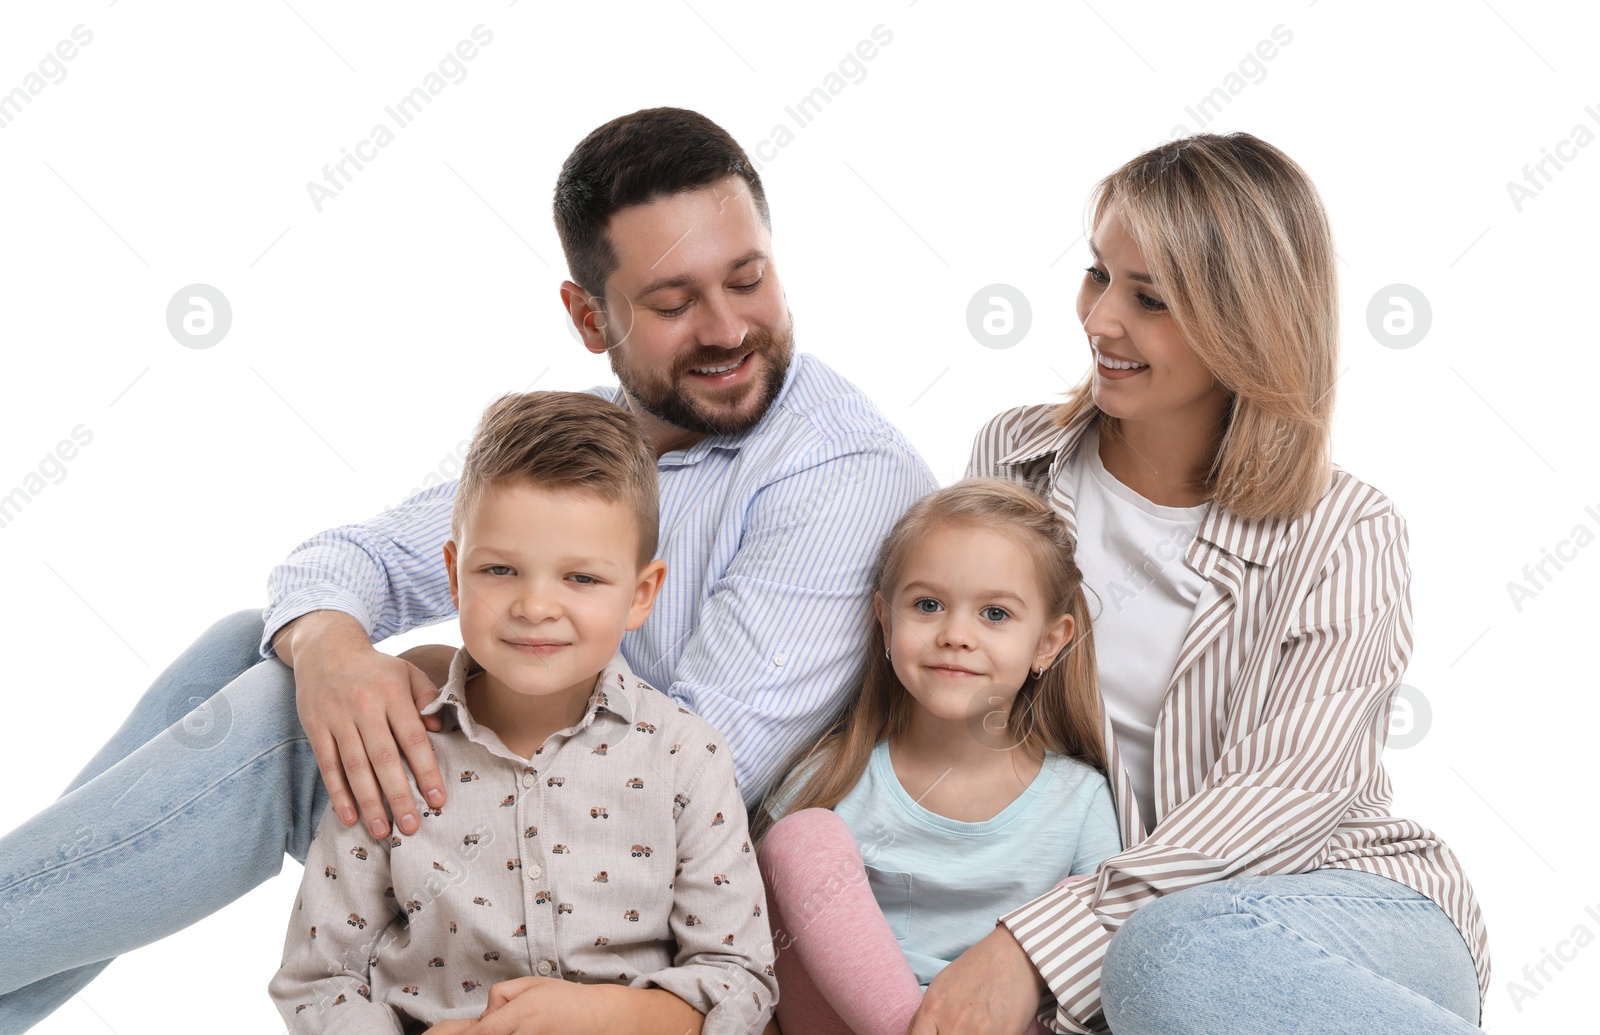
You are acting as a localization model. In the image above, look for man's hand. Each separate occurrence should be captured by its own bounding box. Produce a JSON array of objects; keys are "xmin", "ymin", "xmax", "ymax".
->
[
  {"xmin": 397, "ymin": 643, "xmax": 459, "ymax": 690},
  {"xmin": 275, "ymin": 611, "xmax": 448, "ymax": 839},
  {"xmin": 909, "ymin": 924, "xmax": 1049, "ymax": 1035}
]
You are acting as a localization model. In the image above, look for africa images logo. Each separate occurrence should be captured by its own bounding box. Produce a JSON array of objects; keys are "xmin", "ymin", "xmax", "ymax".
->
[{"xmin": 305, "ymin": 25, "xmax": 495, "ymax": 212}]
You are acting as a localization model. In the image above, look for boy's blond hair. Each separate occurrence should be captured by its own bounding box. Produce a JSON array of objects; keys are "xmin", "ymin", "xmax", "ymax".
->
[{"xmin": 450, "ymin": 391, "xmax": 659, "ymax": 567}]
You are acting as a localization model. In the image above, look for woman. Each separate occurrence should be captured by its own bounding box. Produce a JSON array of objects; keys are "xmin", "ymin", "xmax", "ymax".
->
[{"xmin": 910, "ymin": 134, "xmax": 1487, "ymax": 1034}]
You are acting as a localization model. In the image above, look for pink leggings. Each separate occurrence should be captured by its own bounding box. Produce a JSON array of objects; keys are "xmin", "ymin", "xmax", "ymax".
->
[{"xmin": 758, "ymin": 808, "xmax": 1053, "ymax": 1035}]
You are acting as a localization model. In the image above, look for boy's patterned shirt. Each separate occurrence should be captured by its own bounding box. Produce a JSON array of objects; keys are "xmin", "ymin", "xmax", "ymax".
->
[{"xmin": 269, "ymin": 647, "xmax": 777, "ymax": 1035}]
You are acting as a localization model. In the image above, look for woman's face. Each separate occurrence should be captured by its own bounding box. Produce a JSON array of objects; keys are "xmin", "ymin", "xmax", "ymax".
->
[{"xmin": 1077, "ymin": 203, "xmax": 1230, "ymax": 428}]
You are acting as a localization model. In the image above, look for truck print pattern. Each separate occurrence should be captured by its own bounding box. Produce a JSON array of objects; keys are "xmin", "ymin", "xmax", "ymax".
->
[{"xmin": 269, "ymin": 649, "xmax": 776, "ymax": 1032}]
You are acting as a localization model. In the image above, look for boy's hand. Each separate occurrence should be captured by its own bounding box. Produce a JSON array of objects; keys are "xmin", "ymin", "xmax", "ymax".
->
[
  {"xmin": 423, "ymin": 1022, "xmax": 477, "ymax": 1035},
  {"xmin": 276, "ymin": 610, "xmax": 449, "ymax": 840},
  {"xmin": 465, "ymin": 977, "xmax": 609, "ymax": 1035}
]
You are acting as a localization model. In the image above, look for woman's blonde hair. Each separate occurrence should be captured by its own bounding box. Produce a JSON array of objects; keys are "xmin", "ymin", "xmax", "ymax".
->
[
  {"xmin": 753, "ymin": 479, "xmax": 1105, "ymax": 841},
  {"xmin": 1058, "ymin": 132, "xmax": 1339, "ymax": 520}
]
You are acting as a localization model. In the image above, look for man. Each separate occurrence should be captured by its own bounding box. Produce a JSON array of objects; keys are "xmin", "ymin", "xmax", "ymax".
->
[{"xmin": 0, "ymin": 107, "xmax": 934, "ymax": 1030}]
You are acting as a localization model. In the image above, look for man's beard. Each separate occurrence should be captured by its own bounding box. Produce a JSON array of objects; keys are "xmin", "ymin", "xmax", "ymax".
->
[{"xmin": 605, "ymin": 319, "xmax": 794, "ymax": 437}]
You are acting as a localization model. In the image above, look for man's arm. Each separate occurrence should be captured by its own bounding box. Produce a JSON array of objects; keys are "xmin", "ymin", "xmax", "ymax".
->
[
  {"xmin": 261, "ymin": 482, "xmax": 459, "ymax": 660},
  {"xmin": 660, "ymin": 430, "xmax": 936, "ymax": 803}
]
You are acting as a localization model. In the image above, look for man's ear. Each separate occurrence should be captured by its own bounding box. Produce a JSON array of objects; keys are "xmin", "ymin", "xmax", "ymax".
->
[
  {"xmin": 560, "ymin": 280, "xmax": 611, "ymax": 356},
  {"xmin": 625, "ymin": 559, "xmax": 669, "ymax": 631},
  {"xmin": 443, "ymin": 541, "xmax": 461, "ymax": 610}
]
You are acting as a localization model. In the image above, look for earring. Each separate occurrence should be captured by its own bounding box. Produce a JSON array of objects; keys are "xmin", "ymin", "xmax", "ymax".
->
[
  {"xmin": 1032, "ymin": 665, "xmax": 1045, "ymax": 678},
  {"xmin": 884, "ymin": 648, "xmax": 892, "ymax": 661}
]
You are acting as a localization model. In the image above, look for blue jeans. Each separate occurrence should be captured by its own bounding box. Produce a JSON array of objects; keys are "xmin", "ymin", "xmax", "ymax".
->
[
  {"xmin": 1100, "ymin": 868, "xmax": 1482, "ymax": 1034},
  {"xmin": 0, "ymin": 609, "xmax": 325, "ymax": 1032}
]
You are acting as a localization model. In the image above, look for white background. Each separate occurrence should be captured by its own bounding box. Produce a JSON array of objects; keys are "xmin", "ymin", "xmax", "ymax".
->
[{"xmin": 2, "ymin": 1, "xmax": 1595, "ymax": 1031}]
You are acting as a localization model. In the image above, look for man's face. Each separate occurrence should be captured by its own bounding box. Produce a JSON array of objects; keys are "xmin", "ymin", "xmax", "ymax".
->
[{"xmin": 587, "ymin": 176, "xmax": 793, "ymax": 442}]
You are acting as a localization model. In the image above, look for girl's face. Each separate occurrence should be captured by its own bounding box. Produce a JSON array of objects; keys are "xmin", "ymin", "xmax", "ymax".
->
[
  {"xmin": 876, "ymin": 524, "xmax": 1073, "ymax": 730},
  {"xmin": 1077, "ymin": 202, "xmax": 1231, "ymax": 427}
]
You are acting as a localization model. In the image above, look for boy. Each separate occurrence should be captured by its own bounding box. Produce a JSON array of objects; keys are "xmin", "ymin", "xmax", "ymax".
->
[{"xmin": 269, "ymin": 391, "xmax": 777, "ymax": 1034}]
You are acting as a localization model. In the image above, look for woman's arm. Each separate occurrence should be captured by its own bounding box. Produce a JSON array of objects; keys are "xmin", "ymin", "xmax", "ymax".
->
[{"xmin": 910, "ymin": 926, "xmax": 1049, "ymax": 1035}]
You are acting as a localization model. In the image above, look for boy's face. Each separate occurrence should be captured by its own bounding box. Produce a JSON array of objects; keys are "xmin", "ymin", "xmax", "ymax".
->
[{"xmin": 443, "ymin": 481, "xmax": 665, "ymax": 707}]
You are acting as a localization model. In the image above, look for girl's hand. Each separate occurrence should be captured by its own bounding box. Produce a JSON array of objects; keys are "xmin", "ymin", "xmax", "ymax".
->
[
  {"xmin": 464, "ymin": 977, "xmax": 609, "ymax": 1035},
  {"xmin": 909, "ymin": 925, "xmax": 1048, "ymax": 1035}
]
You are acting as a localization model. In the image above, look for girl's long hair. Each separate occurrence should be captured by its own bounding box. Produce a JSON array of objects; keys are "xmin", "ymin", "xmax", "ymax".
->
[{"xmin": 753, "ymin": 479, "xmax": 1104, "ymax": 841}]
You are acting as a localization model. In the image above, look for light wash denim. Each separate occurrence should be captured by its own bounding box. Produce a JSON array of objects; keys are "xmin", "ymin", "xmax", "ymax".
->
[
  {"xmin": 1100, "ymin": 868, "xmax": 1482, "ymax": 1033},
  {"xmin": 0, "ymin": 609, "xmax": 324, "ymax": 1032}
]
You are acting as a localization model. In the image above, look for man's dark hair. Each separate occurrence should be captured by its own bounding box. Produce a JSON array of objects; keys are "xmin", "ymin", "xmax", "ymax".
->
[{"xmin": 553, "ymin": 107, "xmax": 770, "ymax": 302}]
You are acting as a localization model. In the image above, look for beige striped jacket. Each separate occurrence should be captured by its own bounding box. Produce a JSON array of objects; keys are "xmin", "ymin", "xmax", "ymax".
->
[{"xmin": 967, "ymin": 403, "xmax": 1488, "ymax": 1034}]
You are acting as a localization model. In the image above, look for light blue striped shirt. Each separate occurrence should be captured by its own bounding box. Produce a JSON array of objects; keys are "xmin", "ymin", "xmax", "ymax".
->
[{"xmin": 261, "ymin": 354, "xmax": 937, "ymax": 804}]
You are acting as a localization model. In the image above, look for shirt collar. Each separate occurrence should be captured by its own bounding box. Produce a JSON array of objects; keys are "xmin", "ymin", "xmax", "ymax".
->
[
  {"xmin": 419, "ymin": 646, "xmax": 642, "ymax": 744},
  {"xmin": 995, "ymin": 405, "xmax": 1289, "ymax": 569}
]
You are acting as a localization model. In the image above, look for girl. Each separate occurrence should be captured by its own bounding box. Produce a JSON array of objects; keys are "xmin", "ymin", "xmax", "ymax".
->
[
  {"xmin": 914, "ymin": 134, "xmax": 1488, "ymax": 1035},
  {"xmin": 756, "ymin": 479, "xmax": 1121, "ymax": 1035}
]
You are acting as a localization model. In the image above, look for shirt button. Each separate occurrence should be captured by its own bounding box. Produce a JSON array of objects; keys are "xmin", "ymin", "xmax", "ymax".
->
[
  {"xmin": 526, "ymin": 862, "xmax": 542, "ymax": 880},
  {"xmin": 522, "ymin": 772, "xmax": 535, "ymax": 788},
  {"xmin": 535, "ymin": 958, "xmax": 553, "ymax": 977},
  {"xmin": 773, "ymin": 651, "xmax": 786, "ymax": 666}
]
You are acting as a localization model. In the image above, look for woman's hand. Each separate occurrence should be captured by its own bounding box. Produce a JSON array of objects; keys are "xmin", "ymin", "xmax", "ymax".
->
[{"xmin": 909, "ymin": 925, "xmax": 1049, "ymax": 1035}]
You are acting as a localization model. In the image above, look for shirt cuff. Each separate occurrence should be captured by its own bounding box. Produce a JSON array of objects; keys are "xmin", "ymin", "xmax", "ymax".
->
[
  {"xmin": 1000, "ymin": 882, "xmax": 1114, "ymax": 1034},
  {"xmin": 260, "ymin": 587, "xmax": 377, "ymax": 659},
  {"xmin": 634, "ymin": 966, "xmax": 773, "ymax": 1035},
  {"xmin": 277, "ymin": 994, "xmax": 407, "ymax": 1035}
]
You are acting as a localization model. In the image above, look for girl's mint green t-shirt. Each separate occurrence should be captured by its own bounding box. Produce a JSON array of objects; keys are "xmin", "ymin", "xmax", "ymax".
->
[{"xmin": 834, "ymin": 740, "xmax": 1122, "ymax": 988}]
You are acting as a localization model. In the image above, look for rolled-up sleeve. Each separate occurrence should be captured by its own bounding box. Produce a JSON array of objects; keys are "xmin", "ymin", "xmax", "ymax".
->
[
  {"xmin": 269, "ymin": 813, "xmax": 405, "ymax": 1034},
  {"xmin": 633, "ymin": 729, "xmax": 779, "ymax": 1034},
  {"xmin": 260, "ymin": 483, "xmax": 459, "ymax": 658}
]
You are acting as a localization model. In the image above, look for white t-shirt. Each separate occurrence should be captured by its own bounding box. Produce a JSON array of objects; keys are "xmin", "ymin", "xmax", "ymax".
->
[{"xmin": 1068, "ymin": 424, "xmax": 1209, "ymax": 832}]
